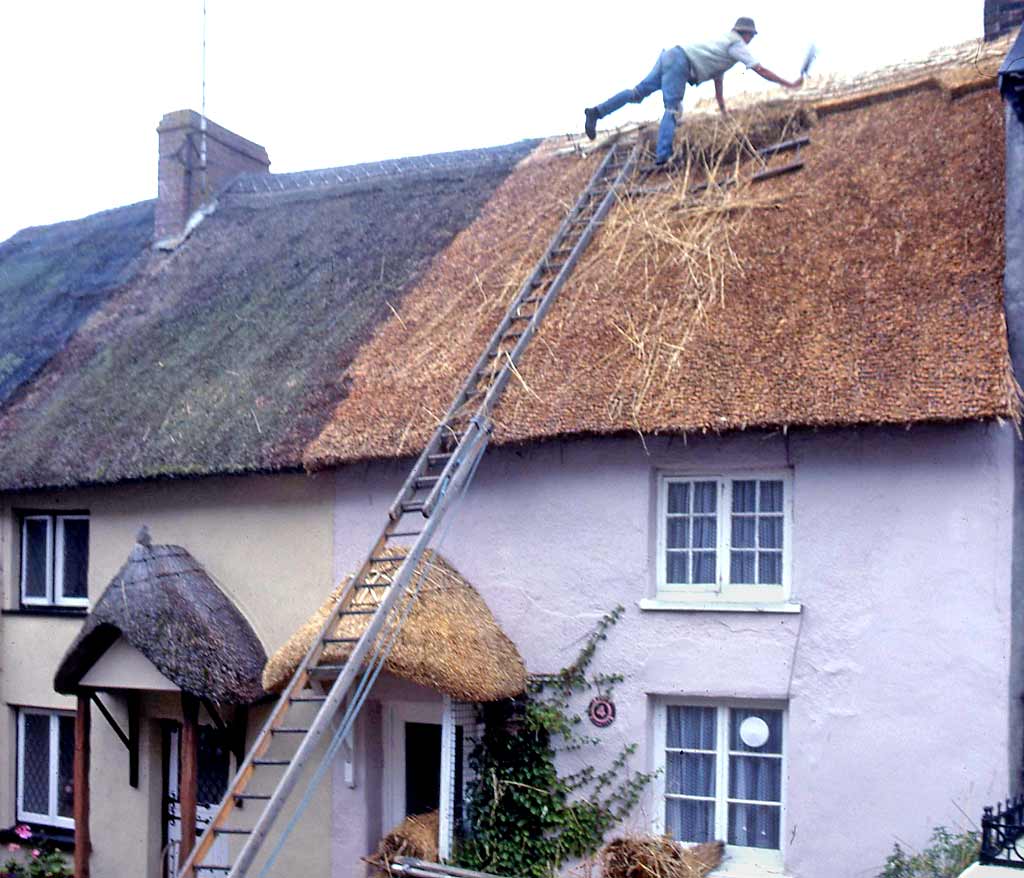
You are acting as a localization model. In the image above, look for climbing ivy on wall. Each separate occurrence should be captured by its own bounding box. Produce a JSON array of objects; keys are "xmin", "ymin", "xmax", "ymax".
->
[{"xmin": 454, "ymin": 606, "xmax": 655, "ymax": 878}]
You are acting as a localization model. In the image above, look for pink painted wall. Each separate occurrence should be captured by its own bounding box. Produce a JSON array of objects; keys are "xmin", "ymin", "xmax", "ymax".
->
[{"xmin": 330, "ymin": 422, "xmax": 1016, "ymax": 878}]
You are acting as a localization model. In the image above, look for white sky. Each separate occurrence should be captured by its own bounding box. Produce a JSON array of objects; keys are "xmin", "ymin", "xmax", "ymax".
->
[{"xmin": 0, "ymin": 1, "xmax": 985, "ymax": 243}]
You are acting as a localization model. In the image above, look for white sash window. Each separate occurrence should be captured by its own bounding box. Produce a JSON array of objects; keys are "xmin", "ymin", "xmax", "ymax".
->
[{"xmin": 653, "ymin": 702, "xmax": 786, "ymax": 871}]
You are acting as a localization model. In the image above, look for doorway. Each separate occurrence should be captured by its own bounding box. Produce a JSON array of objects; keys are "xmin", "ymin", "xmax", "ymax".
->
[
  {"xmin": 383, "ymin": 703, "xmax": 464, "ymax": 834},
  {"xmin": 164, "ymin": 724, "xmax": 233, "ymax": 877}
]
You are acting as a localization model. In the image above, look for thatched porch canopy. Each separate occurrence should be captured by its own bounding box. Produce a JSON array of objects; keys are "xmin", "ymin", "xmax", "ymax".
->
[
  {"xmin": 263, "ymin": 549, "xmax": 526, "ymax": 702},
  {"xmin": 54, "ymin": 528, "xmax": 267, "ymax": 704}
]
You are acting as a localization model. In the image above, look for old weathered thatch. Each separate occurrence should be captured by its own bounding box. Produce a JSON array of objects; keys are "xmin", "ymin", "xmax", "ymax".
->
[
  {"xmin": 365, "ymin": 811, "xmax": 440, "ymax": 874},
  {"xmin": 54, "ymin": 528, "xmax": 266, "ymax": 703},
  {"xmin": 0, "ymin": 201, "xmax": 153, "ymax": 407},
  {"xmin": 0, "ymin": 141, "xmax": 537, "ymax": 491},
  {"xmin": 306, "ymin": 58, "xmax": 1017, "ymax": 469},
  {"xmin": 600, "ymin": 837, "xmax": 723, "ymax": 878},
  {"xmin": 262, "ymin": 548, "xmax": 526, "ymax": 701}
]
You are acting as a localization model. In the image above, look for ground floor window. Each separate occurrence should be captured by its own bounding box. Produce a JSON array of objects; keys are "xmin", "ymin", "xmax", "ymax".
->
[
  {"xmin": 16, "ymin": 709, "xmax": 75, "ymax": 829},
  {"xmin": 654, "ymin": 702, "xmax": 785, "ymax": 867}
]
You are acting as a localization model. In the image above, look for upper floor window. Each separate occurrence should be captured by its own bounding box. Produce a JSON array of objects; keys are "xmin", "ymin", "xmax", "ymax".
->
[
  {"xmin": 657, "ymin": 474, "xmax": 790, "ymax": 602},
  {"xmin": 16, "ymin": 708, "xmax": 75, "ymax": 830},
  {"xmin": 20, "ymin": 513, "xmax": 89, "ymax": 608},
  {"xmin": 653, "ymin": 702, "xmax": 785, "ymax": 870}
]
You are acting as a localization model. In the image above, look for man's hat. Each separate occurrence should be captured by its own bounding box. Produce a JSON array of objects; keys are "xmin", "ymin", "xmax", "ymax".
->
[{"xmin": 733, "ymin": 16, "xmax": 757, "ymax": 35}]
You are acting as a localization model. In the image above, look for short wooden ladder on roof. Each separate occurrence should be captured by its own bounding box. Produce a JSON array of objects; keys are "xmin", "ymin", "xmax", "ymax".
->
[
  {"xmin": 174, "ymin": 133, "xmax": 646, "ymax": 878},
  {"xmin": 629, "ymin": 134, "xmax": 810, "ymax": 198}
]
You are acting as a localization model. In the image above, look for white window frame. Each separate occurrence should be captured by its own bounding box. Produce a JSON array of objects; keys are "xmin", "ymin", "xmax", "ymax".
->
[
  {"xmin": 652, "ymin": 700, "xmax": 787, "ymax": 872},
  {"xmin": 656, "ymin": 472, "xmax": 792, "ymax": 604},
  {"xmin": 16, "ymin": 708, "xmax": 76, "ymax": 830},
  {"xmin": 19, "ymin": 513, "xmax": 89, "ymax": 608}
]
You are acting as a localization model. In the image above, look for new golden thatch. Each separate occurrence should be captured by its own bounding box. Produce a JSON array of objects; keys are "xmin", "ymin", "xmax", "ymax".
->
[
  {"xmin": 365, "ymin": 811, "xmax": 440, "ymax": 875},
  {"xmin": 262, "ymin": 548, "xmax": 526, "ymax": 701},
  {"xmin": 306, "ymin": 56, "xmax": 1017, "ymax": 471},
  {"xmin": 600, "ymin": 837, "xmax": 723, "ymax": 878}
]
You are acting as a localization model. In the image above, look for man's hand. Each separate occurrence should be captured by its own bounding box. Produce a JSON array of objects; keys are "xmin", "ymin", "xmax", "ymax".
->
[
  {"xmin": 753, "ymin": 64, "xmax": 804, "ymax": 90},
  {"xmin": 715, "ymin": 75, "xmax": 728, "ymax": 116}
]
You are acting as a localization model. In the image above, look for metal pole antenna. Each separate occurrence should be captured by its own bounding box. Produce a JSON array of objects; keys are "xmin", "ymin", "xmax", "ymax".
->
[{"xmin": 200, "ymin": 0, "xmax": 208, "ymax": 198}]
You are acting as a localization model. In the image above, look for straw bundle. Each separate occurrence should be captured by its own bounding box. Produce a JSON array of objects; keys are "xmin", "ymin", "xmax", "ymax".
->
[
  {"xmin": 366, "ymin": 811, "xmax": 440, "ymax": 874},
  {"xmin": 261, "ymin": 547, "xmax": 527, "ymax": 702},
  {"xmin": 670, "ymin": 100, "xmax": 812, "ymax": 169},
  {"xmin": 600, "ymin": 837, "xmax": 723, "ymax": 878}
]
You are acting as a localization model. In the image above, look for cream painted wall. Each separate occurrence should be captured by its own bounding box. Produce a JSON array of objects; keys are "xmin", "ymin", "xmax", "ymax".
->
[{"xmin": 0, "ymin": 471, "xmax": 336, "ymax": 877}]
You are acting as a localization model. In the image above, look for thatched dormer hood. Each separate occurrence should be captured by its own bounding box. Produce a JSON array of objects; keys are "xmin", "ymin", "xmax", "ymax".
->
[
  {"xmin": 262, "ymin": 547, "xmax": 526, "ymax": 702},
  {"xmin": 54, "ymin": 528, "xmax": 267, "ymax": 704}
]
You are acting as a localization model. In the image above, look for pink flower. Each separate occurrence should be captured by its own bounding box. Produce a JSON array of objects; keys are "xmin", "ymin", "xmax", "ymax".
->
[
  {"xmin": 30, "ymin": 849, "xmax": 40, "ymax": 858},
  {"xmin": 13, "ymin": 824, "xmax": 31, "ymax": 840},
  {"xmin": 5, "ymin": 843, "xmax": 19, "ymax": 852}
]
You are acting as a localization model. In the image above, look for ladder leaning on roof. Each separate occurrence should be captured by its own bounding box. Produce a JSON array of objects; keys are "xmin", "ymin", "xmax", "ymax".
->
[{"xmin": 175, "ymin": 133, "xmax": 645, "ymax": 878}]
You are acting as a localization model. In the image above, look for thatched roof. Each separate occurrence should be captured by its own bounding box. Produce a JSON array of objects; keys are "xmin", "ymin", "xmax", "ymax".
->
[
  {"xmin": 306, "ymin": 49, "xmax": 1018, "ymax": 467},
  {"xmin": 262, "ymin": 548, "xmax": 526, "ymax": 702},
  {"xmin": 54, "ymin": 528, "xmax": 267, "ymax": 703},
  {"xmin": 0, "ymin": 201, "xmax": 153, "ymax": 407},
  {"xmin": 1, "ymin": 39, "xmax": 1017, "ymax": 492},
  {"xmin": 0, "ymin": 141, "xmax": 537, "ymax": 491}
]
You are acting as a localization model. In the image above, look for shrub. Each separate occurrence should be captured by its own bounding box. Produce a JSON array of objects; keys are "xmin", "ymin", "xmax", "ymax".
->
[{"xmin": 879, "ymin": 826, "xmax": 980, "ymax": 878}]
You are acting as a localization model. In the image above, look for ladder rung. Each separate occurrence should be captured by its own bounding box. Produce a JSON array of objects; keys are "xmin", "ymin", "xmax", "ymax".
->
[
  {"xmin": 322, "ymin": 637, "xmax": 360, "ymax": 645},
  {"xmin": 214, "ymin": 828, "xmax": 253, "ymax": 835},
  {"xmin": 508, "ymin": 314, "xmax": 532, "ymax": 322},
  {"xmin": 388, "ymin": 530, "xmax": 422, "ymax": 538},
  {"xmin": 427, "ymin": 453, "xmax": 451, "ymax": 465},
  {"xmin": 504, "ymin": 331, "xmax": 524, "ymax": 340},
  {"xmin": 253, "ymin": 759, "xmax": 291, "ymax": 766},
  {"xmin": 370, "ymin": 554, "xmax": 406, "ymax": 563},
  {"xmin": 355, "ymin": 582, "xmax": 390, "ymax": 590},
  {"xmin": 400, "ymin": 501, "xmax": 426, "ymax": 513},
  {"xmin": 235, "ymin": 794, "xmax": 271, "ymax": 800},
  {"xmin": 271, "ymin": 727, "xmax": 310, "ymax": 734},
  {"xmin": 309, "ymin": 664, "xmax": 347, "ymax": 675},
  {"xmin": 340, "ymin": 607, "xmax": 378, "ymax": 616},
  {"xmin": 196, "ymin": 867, "xmax": 231, "ymax": 873},
  {"xmin": 289, "ymin": 695, "xmax": 327, "ymax": 703}
]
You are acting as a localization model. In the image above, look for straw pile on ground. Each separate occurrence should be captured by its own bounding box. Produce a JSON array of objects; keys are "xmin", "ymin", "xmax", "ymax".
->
[
  {"xmin": 366, "ymin": 811, "xmax": 440, "ymax": 874},
  {"xmin": 600, "ymin": 837, "xmax": 723, "ymax": 878},
  {"xmin": 261, "ymin": 548, "xmax": 527, "ymax": 701}
]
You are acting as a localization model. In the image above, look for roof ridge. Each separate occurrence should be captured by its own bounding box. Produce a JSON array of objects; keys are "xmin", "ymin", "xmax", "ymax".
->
[{"xmin": 222, "ymin": 139, "xmax": 540, "ymax": 197}]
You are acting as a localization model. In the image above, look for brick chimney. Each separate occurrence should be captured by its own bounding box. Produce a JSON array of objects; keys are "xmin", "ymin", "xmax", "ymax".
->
[
  {"xmin": 155, "ymin": 110, "xmax": 270, "ymax": 243},
  {"xmin": 986, "ymin": 0, "xmax": 1024, "ymax": 41}
]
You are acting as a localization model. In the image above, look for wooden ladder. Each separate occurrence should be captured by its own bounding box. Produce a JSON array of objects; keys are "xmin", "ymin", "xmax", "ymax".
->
[{"xmin": 176, "ymin": 134, "xmax": 644, "ymax": 878}]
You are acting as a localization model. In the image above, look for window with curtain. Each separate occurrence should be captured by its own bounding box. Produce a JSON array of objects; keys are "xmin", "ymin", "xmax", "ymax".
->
[
  {"xmin": 657, "ymin": 703, "xmax": 785, "ymax": 868},
  {"xmin": 17, "ymin": 709, "xmax": 76, "ymax": 830},
  {"xmin": 659, "ymin": 475, "xmax": 789, "ymax": 601}
]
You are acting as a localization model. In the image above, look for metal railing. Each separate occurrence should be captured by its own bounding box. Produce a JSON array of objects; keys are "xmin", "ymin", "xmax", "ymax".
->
[{"xmin": 981, "ymin": 796, "xmax": 1024, "ymax": 868}]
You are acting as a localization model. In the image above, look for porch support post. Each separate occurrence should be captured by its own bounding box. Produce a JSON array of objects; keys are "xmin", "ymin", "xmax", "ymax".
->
[
  {"xmin": 180, "ymin": 692, "xmax": 200, "ymax": 875},
  {"xmin": 74, "ymin": 693, "xmax": 91, "ymax": 878},
  {"xmin": 438, "ymin": 695, "xmax": 454, "ymax": 861}
]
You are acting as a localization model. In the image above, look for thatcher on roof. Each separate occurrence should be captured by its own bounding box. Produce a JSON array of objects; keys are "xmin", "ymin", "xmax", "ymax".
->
[
  {"xmin": 54, "ymin": 527, "xmax": 267, "ymax": 704},
  {"xmin": 263, "ymin": 548, "xmax": 526, "ymax": 702}
]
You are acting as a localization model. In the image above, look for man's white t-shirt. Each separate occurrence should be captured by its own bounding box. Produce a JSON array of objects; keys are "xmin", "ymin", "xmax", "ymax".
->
[{"xmin": 682, "ymin": 30, "xmax": 759, "ymax": 84}]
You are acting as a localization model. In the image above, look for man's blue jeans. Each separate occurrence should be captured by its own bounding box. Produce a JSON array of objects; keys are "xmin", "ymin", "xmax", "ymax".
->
[{"xmin": 595, "ymin": 47, "xmax": 689, "ymax": 163}]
